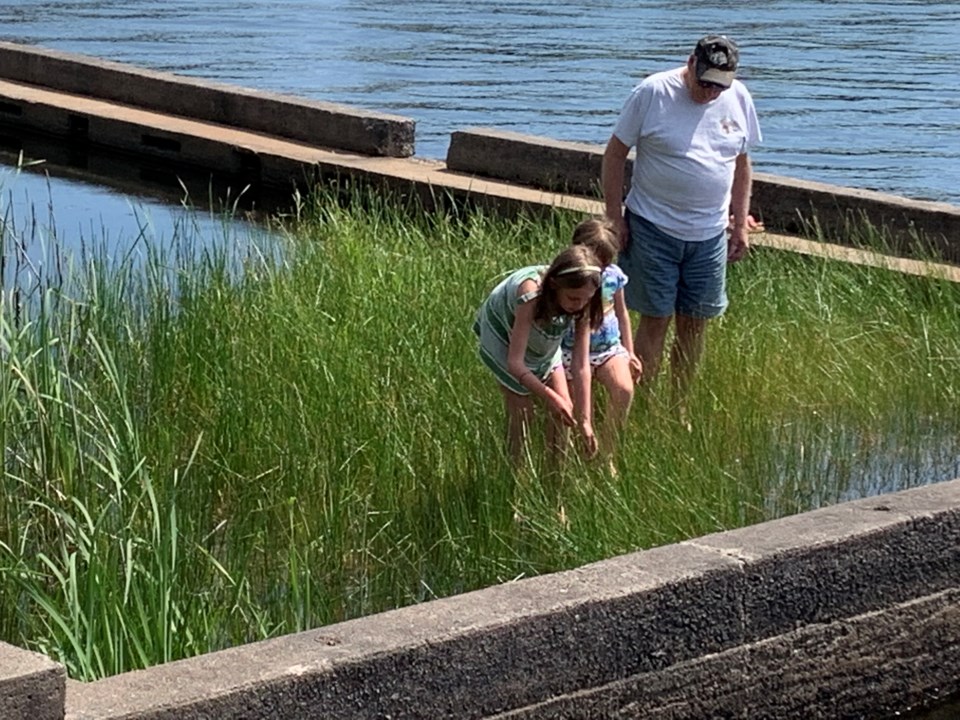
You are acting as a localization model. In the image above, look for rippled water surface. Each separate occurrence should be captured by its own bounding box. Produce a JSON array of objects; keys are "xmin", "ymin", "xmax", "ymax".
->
[{"xmin": 0, "ymin": 0, "xmax": 958, "ymax": 207}]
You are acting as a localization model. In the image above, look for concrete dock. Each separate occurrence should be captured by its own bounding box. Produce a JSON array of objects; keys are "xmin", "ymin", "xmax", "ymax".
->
[{"xmin": 1, "ymin": 76, "xmax": 958, "ymax": 284}]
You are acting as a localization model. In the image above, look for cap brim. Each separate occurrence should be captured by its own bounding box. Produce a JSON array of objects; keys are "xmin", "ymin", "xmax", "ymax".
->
[{"xmin": 698, "ymin": 68, "xmax": 736, "ymax": 87}]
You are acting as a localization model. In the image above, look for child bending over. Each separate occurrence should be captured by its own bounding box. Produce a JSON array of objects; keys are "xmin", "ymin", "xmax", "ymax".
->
[
  {"xmin": 475, "ymin": 244, "xmax": 604, "ymax": 465},
  {"xmin": 561, "ymin": 217, "xmax": 643, "ymax": 463}
]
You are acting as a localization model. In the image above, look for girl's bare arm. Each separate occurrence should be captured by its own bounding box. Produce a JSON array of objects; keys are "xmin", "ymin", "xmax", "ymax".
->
[
  {"xmin": 506, "ymin": 281, "xmax": 574, "ymax": 422},
  {"xmin": 570, "ymin": 318, "xmax": 597, "ymax": 456}
]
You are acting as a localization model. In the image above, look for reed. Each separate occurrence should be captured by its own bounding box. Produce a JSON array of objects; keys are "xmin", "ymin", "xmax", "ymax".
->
[{"xmin": 1, "ymin": 183, "xmax": 957, "ymax": 679}]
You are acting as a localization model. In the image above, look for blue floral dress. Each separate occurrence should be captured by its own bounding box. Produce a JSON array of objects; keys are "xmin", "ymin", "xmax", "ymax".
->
[{"xmin": 561, "ymin": 264, "xmax": 628, "ymax": 372}]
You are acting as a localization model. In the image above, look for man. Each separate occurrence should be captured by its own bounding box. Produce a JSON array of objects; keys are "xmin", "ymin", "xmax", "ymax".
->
[{"xmin": 602, "ymin": 34, "xmax": 761, "ymax": 404}]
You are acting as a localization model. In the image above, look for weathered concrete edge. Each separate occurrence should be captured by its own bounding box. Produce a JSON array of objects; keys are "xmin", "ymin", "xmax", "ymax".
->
[
  {"xmin": 446, "ymin": 127, "xmax": 960, "ymax": 263},
  {"xmin": 1, "ymin": 100, "xmax": 958, "ymax": 285},
  {"xmin": 492, "ymin": 589, "xmax": 960, "ymax": 720},
  {"xmin": 3, "ymin": 62, "xmax": 959, "ymax": 269},
  {"xmin": 0, "ymin": 642, "xmax": 65, "ymax": 720},
  {"xmin": 0, "ymin": 41, "xmax": 415, "ymax": 157},
  {"xmin": 59, "ymin": 478, "xmax": 960, "ymax": 719}
]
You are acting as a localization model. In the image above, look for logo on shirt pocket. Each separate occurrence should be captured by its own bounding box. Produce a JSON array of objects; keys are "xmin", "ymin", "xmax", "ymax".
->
[{"xmin": 720, "ymin": 116, "xmax": 741, "ymax": 134}]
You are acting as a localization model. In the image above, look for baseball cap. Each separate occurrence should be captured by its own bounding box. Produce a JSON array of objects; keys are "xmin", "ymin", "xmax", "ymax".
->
[{"xmin": 694, "ymin": 35, "xmax": 739, "ymax": 88}]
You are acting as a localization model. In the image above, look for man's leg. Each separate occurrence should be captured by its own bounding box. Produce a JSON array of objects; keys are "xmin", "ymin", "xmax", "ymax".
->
[
  {"xmin": 619, "ymin": 212, "xmax": 680, "ymax": 387},
  {"xmin": 634, "ymin": 314, "xmax": 672, "ymax": 385},
  {"xmin": 672, "ymin": 228, "xmax": 727, "ymax": 408},
  {"xmin": 671, "ymin": 313, "xmax": 708, "ymax": 402}
]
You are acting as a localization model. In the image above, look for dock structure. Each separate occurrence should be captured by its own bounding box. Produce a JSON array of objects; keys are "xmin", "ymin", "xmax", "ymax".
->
[
  {"xmin": 0, "ymin": 41, "xmax": 958, "ymax": 270},
  {"xmin": 1, "ymin": 41, "xmax": 959, "ymax": 720}
]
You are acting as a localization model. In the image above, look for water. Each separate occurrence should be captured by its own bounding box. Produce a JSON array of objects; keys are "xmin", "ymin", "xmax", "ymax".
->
[
  {"xmin": 0, "ymin": 145, "xmax": 272, "ymax": 293},
  {"xmin": 0, "ymin": 0, "xmax": 959, "ymax": 243}
]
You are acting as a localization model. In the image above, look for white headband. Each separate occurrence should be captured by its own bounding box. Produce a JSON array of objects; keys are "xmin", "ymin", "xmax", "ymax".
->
[{"xmin": 556, "ymin": 265, "xmax": 601, "ymax": 276}]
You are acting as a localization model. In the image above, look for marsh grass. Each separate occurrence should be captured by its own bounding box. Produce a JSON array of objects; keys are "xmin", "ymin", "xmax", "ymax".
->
[
  {"xmin": 2, "ymin": 183, "xmax": 958, "ymax": 679},
  {"xmin": 796, "ymin": 206, "xmax": 951, "ymax": 264}
]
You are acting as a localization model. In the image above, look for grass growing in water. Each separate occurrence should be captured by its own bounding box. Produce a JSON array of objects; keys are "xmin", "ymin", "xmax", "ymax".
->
[{"xmin": 1, "ymin": 184, "xmax": 958, "ymax": 679}]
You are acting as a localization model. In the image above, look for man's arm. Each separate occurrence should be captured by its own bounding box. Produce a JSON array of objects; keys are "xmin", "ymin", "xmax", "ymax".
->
[
  {"xmin": 601, "ymin": 135, "xmax": 631, "ymax": 249},
  {"xmin": 727, "ymin": 152, "xmax": 753, "ymax": 262}
]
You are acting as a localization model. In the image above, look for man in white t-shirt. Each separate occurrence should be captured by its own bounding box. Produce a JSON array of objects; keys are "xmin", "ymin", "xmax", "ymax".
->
[{"xmin": 602, "ymin": 34, "xmax": 762, "ymax": 406}]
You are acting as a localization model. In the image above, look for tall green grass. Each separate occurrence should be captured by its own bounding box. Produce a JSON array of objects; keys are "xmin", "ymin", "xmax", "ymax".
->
[{"xmin": 1, "ymin": 183, "xmax": 958, "ymax": 679}]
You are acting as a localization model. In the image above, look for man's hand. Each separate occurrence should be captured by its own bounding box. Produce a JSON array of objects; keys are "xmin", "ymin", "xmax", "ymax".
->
[
  {"xmin": 728, "ymin": 213, "xmax": 765, "ymax": 233},
  {"xmin": 727, "ymin": 213, "xmax": 762, "ymax": 263},
  {"xmin": 727, "ymin": 225, "xmax": 750, "ymax": 263},
  {"xmin": 610, "ymin": 213, "xmax": 630, "ymax": 251}
]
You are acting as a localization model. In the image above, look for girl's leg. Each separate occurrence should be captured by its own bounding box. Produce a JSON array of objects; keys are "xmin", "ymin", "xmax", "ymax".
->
[
  {"xmin": 544, "ymin": 367, "xmax": 572, "ymax": 461},
  {"xmin": 593, "ymin": 354, "xmax": 636, "ymax": 459},
  {"xmin": 500, "ymin": 385, "xmax": 535, "ymax": 466},
  {"xmin": 545, "ymin": 367, "xmax": 573, "ymax": 523}
]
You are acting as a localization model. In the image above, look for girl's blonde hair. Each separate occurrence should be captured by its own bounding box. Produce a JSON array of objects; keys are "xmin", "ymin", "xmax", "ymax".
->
[
  {"xmin": 571, "ymin": 216, "xmax": 619, "ymax": 267},
  {"xmin": 535, "ymin": 245, "xmax": 604, "ymax": 330}
]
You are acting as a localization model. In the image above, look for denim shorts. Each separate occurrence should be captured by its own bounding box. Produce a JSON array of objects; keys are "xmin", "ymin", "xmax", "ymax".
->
[{"xmin": 618, "ymin": 210, "xmax": 728, "ymax": 319}]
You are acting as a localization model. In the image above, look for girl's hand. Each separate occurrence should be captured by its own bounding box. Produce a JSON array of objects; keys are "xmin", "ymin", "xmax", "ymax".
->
[
  {"xmin": 628, "ymin": 353, "xmax": 643, "ymax": 384},
  {"xmin": 549, "ymin": 393, "xmax": 576, "ymax": 427},
  {"xmin": 579, "ymin": 422, "xmax": 598, "ymax": 458}
]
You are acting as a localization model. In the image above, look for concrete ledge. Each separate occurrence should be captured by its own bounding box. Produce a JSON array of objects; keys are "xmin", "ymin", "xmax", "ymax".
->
[
  {"xmin": 751, "ymin": 170, "xmax": 960, "ymax": 262},
  {"xmin": 496, "ymin": 590, "xmax": 960, "ymax": 719},
  {"xmin": 446, "ymin": 127, "xmax": 960, "ymax": 263},
  {"xmin": 0, "ymin": 41, "xmax": 415, "ymax": 157},
  {"xmin": 0, "ymin": 642, "xmax": 65, "ymax": 720},
  {"xmin": 689, "ymin": 479, "xmax": 960, "ymax": 641},
  {"xmin": 65, "ymin": 544, "xmax": 746, "ymax": 719},
  {"xmin": 447, "ymin": 128, "xmax": 610, "ymax": 198},
  {"xmin": 57, "ymin": 478, "xmax": 960, "ymax": 719}
]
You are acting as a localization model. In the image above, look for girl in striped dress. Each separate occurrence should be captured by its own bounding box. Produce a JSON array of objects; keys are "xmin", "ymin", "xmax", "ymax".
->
[{"xmin": 474, "ymin": 244, "xmax": 604, "ymax": 465}]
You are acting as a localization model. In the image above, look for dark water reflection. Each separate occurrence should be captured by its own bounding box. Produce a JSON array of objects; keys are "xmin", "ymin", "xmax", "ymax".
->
[
  {"xmin": 0, "ymin": 139, "xmax": 278, "ymax": 297},
  {"xmin": 764, "ymin": 419, "xmax": 960, "ymax": 518}
]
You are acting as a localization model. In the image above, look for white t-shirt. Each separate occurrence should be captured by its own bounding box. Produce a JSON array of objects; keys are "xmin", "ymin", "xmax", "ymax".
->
[{"xmin": 613, "ymin": 67, "xmax": 762, "ymax": 241}]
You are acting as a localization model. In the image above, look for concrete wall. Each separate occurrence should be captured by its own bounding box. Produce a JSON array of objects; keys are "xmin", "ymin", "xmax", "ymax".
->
[
  {"xmin": 0, "ymin": 643, "xmax": 65, "ymax": 720},
  {"xmin": 446, "ymin": 129, "xmax": 610, "ymax": 198},
  {"xmin": 0, "ymin": 479, "xmax": 954, "ymax": 719},
  {"xmin": 0, "ymin": 42, "xmax": 415, "ymax": 158},
  {"xmin": 447, "ymin": 127, "xmax": 960, "ymax": 264}
]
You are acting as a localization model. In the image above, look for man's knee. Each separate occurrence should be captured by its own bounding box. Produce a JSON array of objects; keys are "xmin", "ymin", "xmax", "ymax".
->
[
  {"xmin": 638, "ymin": 314, "xmax": 672, "ymax": 338},
  {"xmin": 675, "ymin": 313, "xmax": 708, "ymax": 339}
]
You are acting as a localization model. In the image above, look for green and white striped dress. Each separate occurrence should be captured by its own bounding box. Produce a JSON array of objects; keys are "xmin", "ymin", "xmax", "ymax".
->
[{"xmin": 473, "ymin": 266, "xmax": 573, "ymax": 395}]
